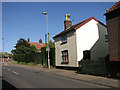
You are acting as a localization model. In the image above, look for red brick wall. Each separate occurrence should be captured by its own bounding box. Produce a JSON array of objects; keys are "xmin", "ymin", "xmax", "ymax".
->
[
  {"xmin": 64, "ymin": 20, "xmax": 72, "ymax": 30},
  {"xmin": 106, "ymin": 9, "xmax": 120, "ymax": 61}
]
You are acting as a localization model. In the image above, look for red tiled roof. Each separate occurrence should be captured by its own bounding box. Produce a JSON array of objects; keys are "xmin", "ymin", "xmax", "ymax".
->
[
  {"xmin": 74, "ymin": 16, "xmax": 99, "ymax": 30},
  {"xmin": 53, "ymin": 16, "xmax": 106, "ymax": 39},
  {"xmin": 29, "ymin": 42, "xmax": 45, "ymax": 50},
  {"xmin": 105, "ymin": 1, "xmax": 120, "ymax": 14}
]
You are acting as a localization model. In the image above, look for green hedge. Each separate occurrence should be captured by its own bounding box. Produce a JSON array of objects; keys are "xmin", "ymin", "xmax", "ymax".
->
[
  {"xmin": 41, "ymin": 47, "xmax": 47, "ymax": 65},
  {"xmin": 12, "ymin": 47, "xmax": 55, "ymax": 67},
  {"xmin": 12, "ymin": 52, "xmax": 41, "ymax": 64},
  {"xmin": 41, "ymin": 47, "xmax": 55, "ymax": 67},
  {"xmin": 50, "ymin": 47, "xmax": 55, "ymax": 67}
]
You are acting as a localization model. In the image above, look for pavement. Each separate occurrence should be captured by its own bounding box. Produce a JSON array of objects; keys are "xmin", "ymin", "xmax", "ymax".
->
[{"xmin": 3, "ymin": 62, "xmax": 120, "ymax": 88}]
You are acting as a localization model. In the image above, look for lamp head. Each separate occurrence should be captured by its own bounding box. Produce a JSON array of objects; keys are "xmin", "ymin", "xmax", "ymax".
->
[{"xmin": 42, "ymin": 12, "xmax": 47, "ymax": 15}]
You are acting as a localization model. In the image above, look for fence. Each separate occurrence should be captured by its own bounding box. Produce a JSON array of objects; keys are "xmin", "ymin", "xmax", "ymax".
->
[
  {"xmin": 106, "ymin": 61, "xmax": 120, "ymax": 77},
  {"xmin": 80, "ymin": 59, "xmax": 107, "ymax": 76}
]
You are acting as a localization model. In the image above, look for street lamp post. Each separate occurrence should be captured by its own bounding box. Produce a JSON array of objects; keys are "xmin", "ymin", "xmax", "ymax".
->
[
  {"xmin": 2, "ymin": 38, "xmax": 4, "ymax": 64},
  {"xmin": 42, "ymin": 12, "xmax": 50, "ymax": 69}
]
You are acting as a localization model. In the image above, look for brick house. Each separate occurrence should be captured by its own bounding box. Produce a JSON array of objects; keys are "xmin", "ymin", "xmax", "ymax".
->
[
  {"xmin": 53, "ymin": 14, "xmax": 109, "ymax": 67},
  {"xmin": 104, "ymin": 1, "xmax": 120, "ymax": 61},
  {"xmin": 27, "ymin": 38, "xmax": 46, "ymax": 52}
]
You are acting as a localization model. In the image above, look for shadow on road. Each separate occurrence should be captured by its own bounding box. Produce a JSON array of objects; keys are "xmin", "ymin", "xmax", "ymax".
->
[{"xmin": 2, "ymin": 79, "xmax": 18, "ymax": 90}]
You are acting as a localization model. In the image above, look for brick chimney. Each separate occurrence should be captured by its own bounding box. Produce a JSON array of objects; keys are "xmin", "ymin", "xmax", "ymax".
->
[
  {"xmin": 64, "ymin": 14, "xmax": 72, "ymax": 30},
  {"xmin": 28, "ymin": 38, "xmax": 30, "ymax": 42},
  {"xmin": 39, "ymin": 39, "xmax": 42, "ymax": 44}
]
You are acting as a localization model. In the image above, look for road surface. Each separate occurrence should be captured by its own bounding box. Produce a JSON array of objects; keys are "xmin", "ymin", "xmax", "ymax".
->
[{"xmin": 2, "ymin": 65, "xmax": 111, "ymax": 89}]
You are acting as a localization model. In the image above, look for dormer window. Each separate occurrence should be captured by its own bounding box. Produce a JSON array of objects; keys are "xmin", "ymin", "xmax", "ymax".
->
[{"xmin": 61, "ymin": 35, "xmax": 67, "ymax": 43}]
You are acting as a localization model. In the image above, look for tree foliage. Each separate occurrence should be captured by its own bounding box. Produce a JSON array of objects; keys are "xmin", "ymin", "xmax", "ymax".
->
[
  {"xmin": 15, "ymin": 38, "xmax": 30, "ymax": 48},
  {"xmin": 49, "ymin": 40, "xmax": 55, "ymax": 48},
  {"xmin": 11, "ymin": 38, "xmax": 38, "ymax": 63}
]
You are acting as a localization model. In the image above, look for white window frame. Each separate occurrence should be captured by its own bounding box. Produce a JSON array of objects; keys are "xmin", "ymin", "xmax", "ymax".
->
[{"xmin": 61, "ymin": 50, "xmax": 69, "ymax": 64}]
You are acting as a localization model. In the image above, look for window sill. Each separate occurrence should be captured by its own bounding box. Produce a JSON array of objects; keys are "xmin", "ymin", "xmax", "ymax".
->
[{"xmin": 61, "ymin": 62, "xmax": 69, "ymax": 64}]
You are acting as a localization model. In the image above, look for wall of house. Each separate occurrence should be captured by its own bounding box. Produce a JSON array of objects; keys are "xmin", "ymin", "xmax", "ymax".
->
[
  {"xmin": 76, "ymin": 19, "xmax": 99, "ymax": 61},
  {"xmin": 106, "ymin": 9, "xmax": 120, "ymax": 61},
  {"xmin": 55, "ymin": 30, "xmax": 78, "ymax": 67},
  {"xmin": 90, "ymin": 23, "xmax": 109, "ymax": 60}
]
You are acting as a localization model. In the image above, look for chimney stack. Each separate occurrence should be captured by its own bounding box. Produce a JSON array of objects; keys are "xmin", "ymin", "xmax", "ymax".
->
[
  {"xmin": 64, "ymin": 14, "xmax": 72, "ymax": 30},
  {"xmin": 39, "ymin": 39, "xmax": 42, "ymax": 44},
  {"xmin": 28, "ymin": 38, "xmax": 30, "ymax": 42}
]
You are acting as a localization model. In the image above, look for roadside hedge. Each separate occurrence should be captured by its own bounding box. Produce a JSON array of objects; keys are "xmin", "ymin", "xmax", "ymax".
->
[
  {"xmin": 12, "ymin": 47, "xmax": 55, "ymax": 67},
  {"xmin": 41, "ymin": 47, "xmax": 55, "ymax": 67}
]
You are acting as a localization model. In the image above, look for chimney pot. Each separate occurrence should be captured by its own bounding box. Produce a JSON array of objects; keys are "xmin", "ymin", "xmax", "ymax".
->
[
  {"xmin": 65, "ymin": 14, "xmax": 68, "ymax": 20},
  {"xmin": 39, "ymin": 39, "xmax": 42, "ymax": 44},
  {"xmin": 67, "ymin": 14, "xmax": 70, "ymax": 20},
  {"xmin": 106, "ymin": 8, "xmax": 109, "ymax": 12},
  {"xmin": 28, "ymin": 38, "xmax": 30, "ymax": 42}
]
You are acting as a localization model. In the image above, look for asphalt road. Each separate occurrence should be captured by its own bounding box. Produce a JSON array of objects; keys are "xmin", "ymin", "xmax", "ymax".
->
[{"xmin": 2, "ymin": 65, "xmax": 110, "ymax": 89}]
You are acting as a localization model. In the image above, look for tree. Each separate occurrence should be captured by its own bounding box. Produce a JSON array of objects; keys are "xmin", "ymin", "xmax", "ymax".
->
[
  {"xmin": 15, "ymin": 38, "xmax": 30, "ymax": 48},
  {"xmin": 49, "ymin": 40, "xmax": 55, "ymax": 48},
  {"xmin": 11, "ymin": 38, "xmax": 37, "ymax": 63}
]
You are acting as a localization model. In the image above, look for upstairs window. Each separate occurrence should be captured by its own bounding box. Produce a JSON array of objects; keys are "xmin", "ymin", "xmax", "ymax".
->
[
  {"xmin": 83, "ymin": 50, "xmax": 90, "ymax": 60},
  {"xmin": 61, "ymin": 35, "xmax": 67, "ymax": 43},
  {"xmin": 105, "ymin": 35, "xmax": 108, "ymax": 42},
  {"xmin": 61, "ymin": 50, "xmax": 69, "ymax": 64}
]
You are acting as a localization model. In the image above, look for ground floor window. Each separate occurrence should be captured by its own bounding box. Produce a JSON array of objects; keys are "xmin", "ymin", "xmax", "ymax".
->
[
  {"xmin": 83, "ymin": 50, "xmax": 90, "ymax": 60},
  {"xmin": 61, "ymin": 50, "xmax": 69, "ymax": 64}
]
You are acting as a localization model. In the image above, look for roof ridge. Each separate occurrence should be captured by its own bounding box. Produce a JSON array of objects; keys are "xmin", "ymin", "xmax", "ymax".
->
[
  {"xmin": 30, "ymin": 42, "xmax": 39, "ymax": 43},
  {"xmin": 53, "ymin": 16, "xmax": 106, "ymax": 39},
  {"xmin": 106, "ymin": 1, "xmax": 120, "ymax": 13},
  {"xmin": 29, "ymin": 42, "xmax": 45, "ymax": 44},
  {"xmin": 70, "ymin": 17, "xmax": 92, "ymax": 28},
  {"xmin": 74, "ymin": 16, "xmax": 100, "ymax": 30}
]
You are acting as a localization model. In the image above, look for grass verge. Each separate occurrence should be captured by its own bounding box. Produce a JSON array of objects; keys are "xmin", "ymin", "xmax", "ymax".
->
[{"xmin": 12, "ymin": 61, "xmax": 37, "ymax": 66}]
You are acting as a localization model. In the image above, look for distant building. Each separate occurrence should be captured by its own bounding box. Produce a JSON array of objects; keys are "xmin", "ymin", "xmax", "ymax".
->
[
  {"xmin": 27, "ymin": 38, "xmax": 46, "ymax": 52},
  {"xmin": 0, "ymin": 52, "xmax": 12, "ymax": 62},
  {"xmin": 104, "ymin": 1, "xmax": 120, "ymax": 61},
  {"xmin": 53, "ymin": 14, "xmax": 109, "ymax": 67}
]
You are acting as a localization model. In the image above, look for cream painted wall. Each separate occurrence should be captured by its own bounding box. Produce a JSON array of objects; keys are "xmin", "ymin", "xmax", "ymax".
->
[
  {"xmin": 76, "ymin": 19, "xmax": 99, "ymax": 61},
  {"xmin": 55, "ymin": 31, "xmax": 78, "ymax": 67}
]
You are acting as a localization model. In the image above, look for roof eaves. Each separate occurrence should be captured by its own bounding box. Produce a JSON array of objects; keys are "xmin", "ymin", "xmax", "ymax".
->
[
  {"xmin": 104, "ymin": 1, "xmax": 120, "ymax": 15},
  {"xmin": 53, "ymin": 28, "xmax": 75, "ymax": 39}
]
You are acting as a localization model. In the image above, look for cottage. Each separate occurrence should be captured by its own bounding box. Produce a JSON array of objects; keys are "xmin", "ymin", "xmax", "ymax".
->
[
  {"xmin": 53, "ymin": 14, "xmax": 109, "ymax": 67},
  {"xmin": 27, "ymin": 38, "xmax": 46, "ymax": 52}
]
